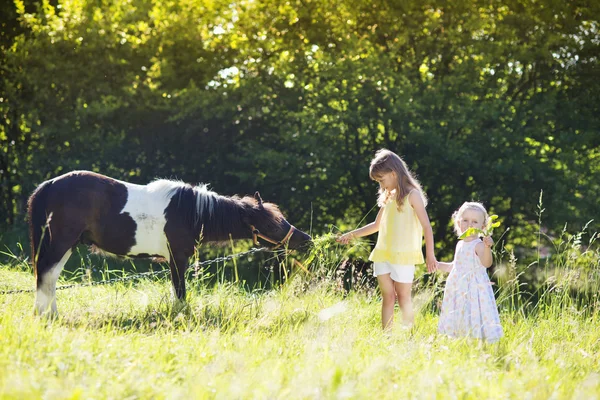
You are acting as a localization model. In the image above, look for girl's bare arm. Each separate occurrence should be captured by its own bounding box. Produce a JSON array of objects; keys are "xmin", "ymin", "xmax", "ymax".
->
[
  {"xmin": 337, "ymin": 207, "xmax": 384, "ymax": 244},
  {"xmin": 475, "ymin": 236, "xmax": 494, "ymax": 267},
  {"xmin": 409, "ymin": 191, "xmax": 437, "ymax": 273}
]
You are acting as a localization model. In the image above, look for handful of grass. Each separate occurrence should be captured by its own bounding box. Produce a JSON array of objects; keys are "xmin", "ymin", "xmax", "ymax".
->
[{"xmin": 458, "ymin": 214, "xmax": 500, "ymax": 240}]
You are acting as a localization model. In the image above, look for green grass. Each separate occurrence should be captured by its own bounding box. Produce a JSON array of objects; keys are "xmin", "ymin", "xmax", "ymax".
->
[
  {"xmin": 2, "ymin": 204, "xmax": 599, "ymax": 399},
  {"xmin": 1, "ymin": 264, "xmax": 600, "ymax": 399}
]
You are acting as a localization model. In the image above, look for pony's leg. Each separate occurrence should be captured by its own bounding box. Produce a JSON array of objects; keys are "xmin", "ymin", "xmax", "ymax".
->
[
  {"xmin": 35, "ymin": 248, "xmax": 72, "ymax": 316},
  {"xmin": 34, "ymin": 221, "xmax": 83, "ymax": 317},
  {"xmin": 169, "ymin": 254, "xmax": 188, "ymax": 301}
]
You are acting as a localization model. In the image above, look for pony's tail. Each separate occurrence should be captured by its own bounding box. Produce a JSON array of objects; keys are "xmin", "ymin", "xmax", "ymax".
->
[{"xmin": 27, "ymin": 179, "xmax": 53, "ymax": 278}]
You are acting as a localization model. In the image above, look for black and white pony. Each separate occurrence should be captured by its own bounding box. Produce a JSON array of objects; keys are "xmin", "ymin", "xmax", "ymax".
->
[{"xmin": 27, "ymin": 170, "xmax": 312, "ymax": 315}]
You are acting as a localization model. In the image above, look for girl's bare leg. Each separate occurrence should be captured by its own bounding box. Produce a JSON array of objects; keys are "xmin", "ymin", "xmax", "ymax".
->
[
  {"xmin": 377, "ymin": 274, "xmax": 396, "ymax": 330},
  {"xmin": 394, "ymin": 282, "xmax": 414, "ymax": 327}
]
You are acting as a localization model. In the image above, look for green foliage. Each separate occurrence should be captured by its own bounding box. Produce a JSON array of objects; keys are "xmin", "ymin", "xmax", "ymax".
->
[
  {"xmin": 1, "ymin": 0, "xmax": 599, "ymax": 261},
  {"xmin": 458, "ymin": 214, "xmax": 501, "ymax": 239}
]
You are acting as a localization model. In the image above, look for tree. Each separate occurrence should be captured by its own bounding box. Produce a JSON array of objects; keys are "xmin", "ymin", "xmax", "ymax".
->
[{"xmin": 1, "ymin": 0, "xmax": 599, "ymax": 260}]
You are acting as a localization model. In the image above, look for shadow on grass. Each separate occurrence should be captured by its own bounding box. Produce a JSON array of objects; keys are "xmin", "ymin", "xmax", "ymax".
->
[{"xmin": 55, "ymin": 285, "xmax": 307, "ymax": 335}]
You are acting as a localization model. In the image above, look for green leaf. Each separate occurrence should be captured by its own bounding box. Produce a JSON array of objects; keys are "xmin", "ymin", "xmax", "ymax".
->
[{"xmin": 458, "ymin": 227, "xmax": 484, "ymax": 240}]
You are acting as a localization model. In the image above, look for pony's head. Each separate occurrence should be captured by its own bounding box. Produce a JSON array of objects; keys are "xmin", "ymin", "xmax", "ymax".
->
[{"xmin": 243, "ymin": 192, "xmax": 311, "ymax": 250}]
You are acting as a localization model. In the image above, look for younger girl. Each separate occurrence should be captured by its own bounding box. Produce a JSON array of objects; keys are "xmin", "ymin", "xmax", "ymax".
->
[
  {"xmin": 337, "ymin": 149, "xmax": 437, "ymax": 329},
  {"xmin": 437, "ymin": 202, "xmax": 503, "ymax": 342}
]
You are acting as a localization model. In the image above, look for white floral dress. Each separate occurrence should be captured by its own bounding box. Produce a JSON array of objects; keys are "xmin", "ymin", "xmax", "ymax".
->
[{"xmin": 438, "ymin": 239, "xmax": 503, "ymax": 342}]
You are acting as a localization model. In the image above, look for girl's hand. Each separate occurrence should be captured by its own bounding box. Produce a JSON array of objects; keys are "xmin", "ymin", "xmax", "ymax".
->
[
  {"xmin": 436, "ymin": 261, "xmax": 454, "ymax": 273},
  {"xmin": 426, "ymin": 256, "xmax": 437, "ymax": 273},
  {"xmin": 482, "ymin": 236, "xmax": 494, "ymax": 248},
  {"xmin": 336, "ymin": 233, "xmax": 354, "ymax": 245}
]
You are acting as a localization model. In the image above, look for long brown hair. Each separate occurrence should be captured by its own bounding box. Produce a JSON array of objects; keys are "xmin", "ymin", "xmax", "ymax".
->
[{"xmin": 369, "ymin": 149, "xmax": 427, "ymax": 210}]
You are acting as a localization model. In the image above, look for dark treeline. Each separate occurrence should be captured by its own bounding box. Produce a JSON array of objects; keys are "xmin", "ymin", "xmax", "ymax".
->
[{"xmin": 1, "ymin": 0, "xmax": 599, "ymax": 258}]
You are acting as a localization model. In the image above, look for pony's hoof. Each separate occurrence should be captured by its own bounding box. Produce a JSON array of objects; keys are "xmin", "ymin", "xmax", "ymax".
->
[
  {"xmin": 170, "ymin": 298, "xmax": 188, "ymax": 313},
  {"xmin": 33, "ymin": 308, "xmax": 59, "ymax": 320}
]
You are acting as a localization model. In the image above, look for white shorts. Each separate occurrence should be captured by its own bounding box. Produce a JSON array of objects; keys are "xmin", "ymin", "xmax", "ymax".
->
[{"xmin": 373, "ymin": 262, "xmax": 415, "ymax": 283}]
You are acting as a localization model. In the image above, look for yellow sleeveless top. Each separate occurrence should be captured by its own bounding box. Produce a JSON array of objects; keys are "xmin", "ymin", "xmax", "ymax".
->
[{"xmin": 368, "ymin": 191, "xmax": 425, "ymax": 265}]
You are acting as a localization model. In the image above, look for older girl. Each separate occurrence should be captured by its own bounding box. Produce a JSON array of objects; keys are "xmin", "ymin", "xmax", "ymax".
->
[{"xmin": 337, "ymin": 149, "xmax": 437, "ymax": 329}]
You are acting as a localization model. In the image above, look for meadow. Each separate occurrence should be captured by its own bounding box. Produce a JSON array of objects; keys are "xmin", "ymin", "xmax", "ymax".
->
[{"xmin": 1, "ymin": 226, "xmax": 599, "ymax": 399}]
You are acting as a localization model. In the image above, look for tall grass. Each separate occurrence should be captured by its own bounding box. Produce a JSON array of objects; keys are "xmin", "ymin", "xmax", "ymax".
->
[
  {"xmin": 1, "ymin": 196, "xmax": 599, "ymax": 399},
  {"xmin": 2, "ymin": 268, "xmax": 599, "ymax": 398}
]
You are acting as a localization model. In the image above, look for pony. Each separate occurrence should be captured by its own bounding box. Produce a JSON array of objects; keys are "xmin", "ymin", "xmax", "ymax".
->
[{"xmin": 27, "ymin": 170, "xmax": 312, "ymax": 315}]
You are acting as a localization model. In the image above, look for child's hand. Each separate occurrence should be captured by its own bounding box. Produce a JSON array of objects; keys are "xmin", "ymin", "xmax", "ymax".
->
[
  {"xmin": 426, "ymin": 256, "xmax": 437, "ymax": 273},
  {"xmin": 436, "ymin": 261, "xmax": 453, "ymax": 273},
  {"xmin": 336, "ymin": 233, "xmax": 354, "ymax": 245},
  {"xmin": 483, "ymin": 236, "xmax": 494, "ymax": 248}
]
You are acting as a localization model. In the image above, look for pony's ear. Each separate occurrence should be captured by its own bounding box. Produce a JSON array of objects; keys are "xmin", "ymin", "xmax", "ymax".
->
[{"xmin": 254, "ymin": 191, "xmax": 264, "ymax": 208}]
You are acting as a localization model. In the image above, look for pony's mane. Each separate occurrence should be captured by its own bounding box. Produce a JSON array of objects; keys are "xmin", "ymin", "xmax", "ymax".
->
[
  {"xmin": 148, "ymin": 179, "xmax": 216, "ymax": 220},
  {"xmin": 160, "ymin": 179, "xmax": 283, "ymax": 241}
]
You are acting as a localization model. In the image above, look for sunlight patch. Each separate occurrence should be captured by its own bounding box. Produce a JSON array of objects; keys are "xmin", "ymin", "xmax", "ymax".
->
[{"xmin": 318, "ymin": 301, "xmax": 348, "ymax": 321}]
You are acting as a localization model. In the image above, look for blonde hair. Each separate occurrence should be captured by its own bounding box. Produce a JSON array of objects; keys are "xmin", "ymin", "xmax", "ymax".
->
[
  {"xmin": 452, "ymin": 201, "xmax": 489, "ymax": 236},
  {"xmin": 369, "ymin": 149, "xmax": 427, "ymax": 210}
]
